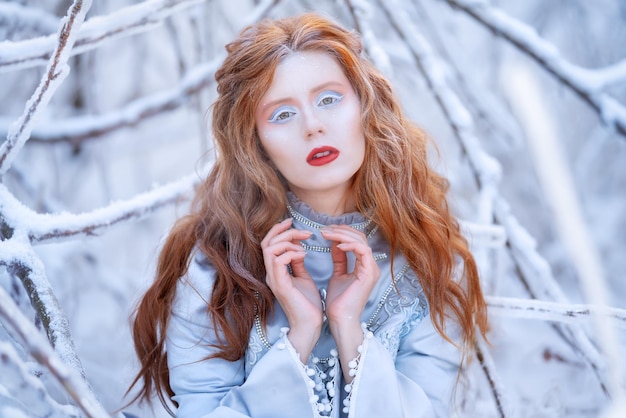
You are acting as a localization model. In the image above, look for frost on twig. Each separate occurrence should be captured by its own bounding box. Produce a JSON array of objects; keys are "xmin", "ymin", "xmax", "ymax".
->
[
  {"xmin": 344, "ymin": 0, "xmax": 393, "ymax": 76},
  {"xmin": 0, "ymin": 286, "xmax": 110, "ymax": 418},
  {"xmin": 0, "ymin": 0, "xmax": 205, "ymax": 73},
  {"xmin": 0, "ymin": 341, "xmax": 80, "ymax": 417},
  {"xmin": 0, "ymin": 57, "xmax": 222, "ymax": 146},
  {"xmin": 0, "ymin": 0, "xmax": 92, "ymax": 177},
  {"xmin": 474, "ymin": 336, "xmax": 508, "ymax": 418},
  {"xmin": 442, "ymin": 0, "xmax": 626, "ymax": 138},
  {"xmin": 0, "ymin": 171, "xmax": 198, "ymax": 243},
  {"xmin": 377, "ymin": 0, "xmax": 614, "ymax": 402},
  {"xmin": 496, "ymin": 201, "xmax": 609, "ymax": 396},
  {"xmin": 486, "ymin": 296, "xmax": 626, "ymax": 329},
  {"xmin": 0, "ymin": 239, "xmax": 88, "ymax": 383}
]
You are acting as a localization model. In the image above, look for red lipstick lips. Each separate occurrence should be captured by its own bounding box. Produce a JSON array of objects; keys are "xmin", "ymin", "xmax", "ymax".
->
[{"xmin": 307, "ymin": 146, "xmax": 339, "ymax": 166}]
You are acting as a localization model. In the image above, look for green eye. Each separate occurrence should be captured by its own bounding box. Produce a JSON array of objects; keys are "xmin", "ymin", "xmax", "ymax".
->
[{"xmin": 317, "ymin": 92, "xmax": 343, "ymax": 107}]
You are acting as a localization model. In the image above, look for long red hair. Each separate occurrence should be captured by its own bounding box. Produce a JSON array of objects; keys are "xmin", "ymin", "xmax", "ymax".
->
[{"xmin": 128, "ymin": 12, "xmax": 487, "ymax": 414}]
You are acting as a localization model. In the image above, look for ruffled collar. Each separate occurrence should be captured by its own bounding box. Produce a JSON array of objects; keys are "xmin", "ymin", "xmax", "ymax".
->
[{"xmin": 286, "ymin": 192, "xmax": 370, "ymax": 229}]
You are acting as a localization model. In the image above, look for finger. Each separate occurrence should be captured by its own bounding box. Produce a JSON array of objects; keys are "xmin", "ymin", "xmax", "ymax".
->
[
  {"xmin": 261, "ymin": 218, "xmax": 293, "ymax": 248},
  {"xmin": 330, "ymin": 241, "xmax": 348, "ymax": 277},
  {"xmin": 264, "ymin": 240, "xmax": 306, "ymax": 257},
  {"xmin": 266, "ymin": 250, "xmax": 306, "ymax": 289},
  {"xmin": 320, "ymin": 225, "xmax": 367, "ymax": 245},
  {"xmin": 267, "ymin": 228, "xmax": 313, "ymax": 248},
  {"xmin": 290, "ymin": 250, "xmax": 309, "ymax": 278}
]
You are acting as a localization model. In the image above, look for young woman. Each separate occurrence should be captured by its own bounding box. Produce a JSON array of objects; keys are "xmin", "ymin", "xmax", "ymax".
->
[{"xmin": 129, "ymin": 13, "xmax": 488, "ymax": 418}]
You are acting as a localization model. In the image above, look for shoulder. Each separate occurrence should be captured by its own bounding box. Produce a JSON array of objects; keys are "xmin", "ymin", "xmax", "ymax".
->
[{"xmin": 171, "ymin": 250, "xmax": 217, "ymax": 322}]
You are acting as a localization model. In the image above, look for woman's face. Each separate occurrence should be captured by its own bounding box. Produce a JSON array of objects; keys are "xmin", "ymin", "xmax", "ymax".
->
[{"xmin": 255, "ymin": 50, "xmax": 365, "ymax": 211}]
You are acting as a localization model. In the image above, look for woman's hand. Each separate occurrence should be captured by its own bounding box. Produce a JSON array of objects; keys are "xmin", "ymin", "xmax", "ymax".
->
[
  {"xmin": 321, "ymin": 224, "xmax": 380, "ymax": 381},
  {"xmin": 261, "ymin": 218, "xmax": 322, "ymax": 361}
]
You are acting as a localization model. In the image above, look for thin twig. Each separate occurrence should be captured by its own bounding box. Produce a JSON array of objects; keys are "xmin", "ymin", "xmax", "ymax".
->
[
  {"xmin": 486, "ymin": 295, "xmax": 626, "ymax": 328},
  {"xmin": 442, "ymin": 0, "xmax": 626, "ymax": 138},
  {"xmin": 1, "ymin": 57, "xmax": 222, "ymax": 146},
  {"xmin": 0, "ymin": 0, "xmax": 205, "ymax": 73},
  {"xmin": 0, "ymin": 0, "xmax": 92, "ymax": 176},
  {"xmin": 475, "ymin": 337, "xmax": 507, "ymax": 418},
  {"xmin": 0, "ymin": 286, "xmax": 110, "ymax": 418}
]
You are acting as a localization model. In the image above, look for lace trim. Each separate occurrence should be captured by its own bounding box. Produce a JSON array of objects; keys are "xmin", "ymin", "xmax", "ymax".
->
[
  {"xmin": 342, "ymin": 324, "xmax": 372, "ymax": 417},
  {"xmin": 277, "ymin": 328, "xmax": 339, "ymax": 417}
]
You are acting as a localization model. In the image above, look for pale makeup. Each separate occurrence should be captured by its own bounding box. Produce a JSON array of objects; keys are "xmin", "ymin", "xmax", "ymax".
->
[{"xmin": 255, "ymin": 51, "xmax": 366, "ymax": 215}]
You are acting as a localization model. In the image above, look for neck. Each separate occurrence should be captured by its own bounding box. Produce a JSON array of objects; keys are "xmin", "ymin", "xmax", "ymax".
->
[{"xmin": 289, "ymin": 186, "xmax": 356, "ymax": 217}]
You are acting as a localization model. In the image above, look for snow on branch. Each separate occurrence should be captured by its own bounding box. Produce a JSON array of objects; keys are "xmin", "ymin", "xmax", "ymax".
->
[
  {"xmin": 377, "ymin": 0, "xmax": 613, "ymax": 397},
  {"xmin": 0, "ymin": 170, "xmax": 199, "ymax": 243},
  {"xmin": 378, "ymin": 0, "xmax": 502, "ymax": 191},
  {"xmin": 474, "ymin": 336, "xmax": 509, "ymax": 418},
  {"xmin": 0, "ymin": 238, "xmax": 88, "ymax": 381},
  {"xmin": 0, "ymin": 0, "xmax": 92, "ymax": 177},
  {"xmin": 0, "ymin": 0, "xmax": 205, "ymax": 73},
  {"xmin": 0, "ymin": 286, "xmax": 110, "ymax": 418},
  {"xmin": 487, "ymin": 296, "xmax": 626, "ymax": 329},
  {"xmin": 0, "ymin": 341, "xmax": 80, "ymax": 417},
  {"xmin": 443, "ymin": 0, "xmax": 626, "ymax": 137},
  {"xmin": 344, "ymin": 0, "xmax": 393, "ymax": 76},
  {"xmin": 495, "ymin": 200, "xmax": 609, "ymax": 395},
  {"xmin": 506, "ymin": 65, "xmax": 624, "ymax": 402},
  {"xmin": 0, "ymin": 56, "xmax": 222, "ymax": 146}
]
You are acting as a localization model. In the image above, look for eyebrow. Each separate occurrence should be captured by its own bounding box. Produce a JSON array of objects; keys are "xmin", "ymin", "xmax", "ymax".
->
[{"xmin": 260, "ymin": 81, "xmax": 345, "ymax": 113}]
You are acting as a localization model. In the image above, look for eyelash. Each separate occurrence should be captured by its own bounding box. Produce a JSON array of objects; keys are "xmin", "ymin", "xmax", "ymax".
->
[{"xmin": 268, "ymin": 92, "xmax": 344, "ymax": 124}]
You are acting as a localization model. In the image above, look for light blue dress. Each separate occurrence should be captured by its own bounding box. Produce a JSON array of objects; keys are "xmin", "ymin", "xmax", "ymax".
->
[{"xmin": 166, "ymin": 195, "xmax": 462, "ymax": 417}]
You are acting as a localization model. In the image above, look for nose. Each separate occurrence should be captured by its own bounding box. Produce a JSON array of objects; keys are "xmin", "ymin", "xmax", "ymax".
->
[{"xmin": 303, "ymin": 107, "xmax": 325, "ymax": 139}]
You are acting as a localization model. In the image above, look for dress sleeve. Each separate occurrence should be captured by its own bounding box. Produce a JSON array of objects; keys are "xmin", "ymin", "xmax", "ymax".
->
[
  {"xmin": 166, "ymin": 256, "xmax": 321, "ymax": 418},
  {"xmin": 345, "ymin": 312, "xmax": 462, "ymax": 418}
]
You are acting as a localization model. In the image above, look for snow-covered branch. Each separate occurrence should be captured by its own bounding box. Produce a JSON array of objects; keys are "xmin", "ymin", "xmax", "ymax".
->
[
  {"xmin": 0, "ymin": 341, "xmax": 80, "ymax": 417},
  {"xmin": 506, "ymin": 64, "xmax": 624, "ymax": 402},
  {"xmin": 378, "ymin": 0, "xmax": 613, "ymax": 398},
  {"xmin": 495, "ymin": 200, "xmax": 609, "ymax": 395},
  {"xmin": 0, "ymin": 170, "xmax": 199, "ymax": 243},
  {"xmin": 0, "ymin": 0, "xmax": 92, "ymax": 177},
  {"xmin": 487, "ymin": 296, "xmax": 626, "ymax": 329},
  {"xmin": 344, "ymin": 0, "xmax": 393, "ymax": 76},
  {"xmin": 0, "ymin": 0, "xmax": 205, "ymax": 73},
  {"xmin": 475, "ymin": 336, "xmax": 508, "ymax": 418},
  {"xmin": 378, "ymin": 0, "xmax": 502, "ymax": 191},
  {"xmin": 0, "ymin": 57, "xmax": 222, "ymax": 145},
  {"xmin": 442, "ymin": 0, "xmax": 626, "ymax": 137},
  {"xmin": 0, "ymin": 239, "xmax": 88, "ymax": 381},
  {"xmin": 0, "ymin": 286, "xmax": 110, "ymax": 418}
]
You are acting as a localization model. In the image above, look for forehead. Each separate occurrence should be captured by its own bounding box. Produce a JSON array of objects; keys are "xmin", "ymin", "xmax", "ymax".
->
[{"xmin": 262, "ymin": 51, "xmax": 349, "ymax": 98}]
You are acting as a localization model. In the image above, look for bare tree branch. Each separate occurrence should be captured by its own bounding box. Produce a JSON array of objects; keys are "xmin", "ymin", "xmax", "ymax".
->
[
  {"xmin": 0, "ymin": 285, "xmax": 110, "ymax": 418},
  {"xmin": 0, "ymin": 0, "xmax": 92, "ymax": 177},
  {"xmin": 0, "ymin": 0, "xmax": 205, "ymax": 73},
  {"xmin": 442, "ymin": 0, "xmax": 626, "ymax": 138}
]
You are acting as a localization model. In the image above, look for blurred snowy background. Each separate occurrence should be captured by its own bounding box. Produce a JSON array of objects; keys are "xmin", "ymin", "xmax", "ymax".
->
[{"xmin": 0, "ymin": 0, "xmax": 625, "ymax": 417}]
